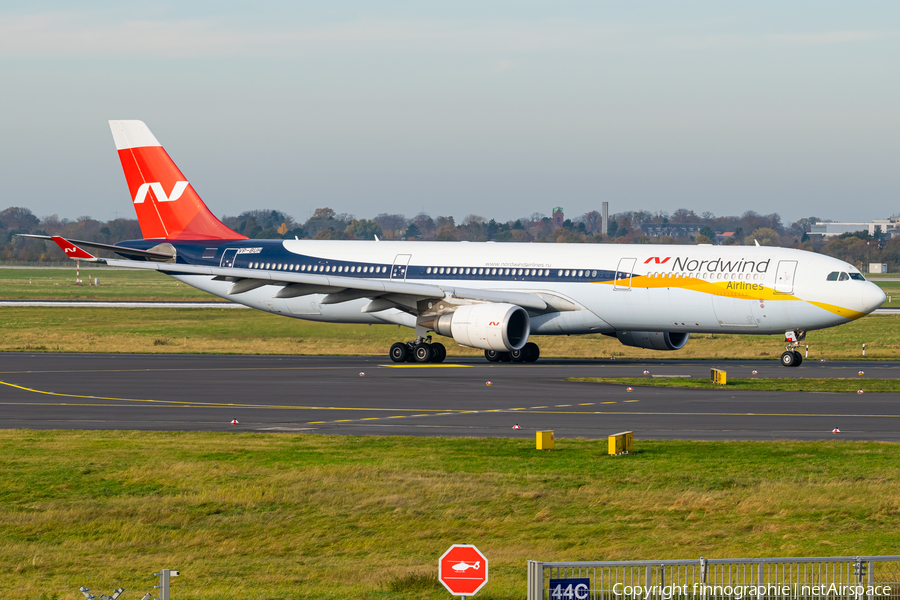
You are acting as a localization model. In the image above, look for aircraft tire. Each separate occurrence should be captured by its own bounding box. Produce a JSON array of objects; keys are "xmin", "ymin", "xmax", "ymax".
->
[
  {"xmin": 792, "ymin": 351, "xmax": 803, "ymax": 366},
  {"xmin": 431, "ymin": 343, "xmax": 447, "ymax": 363},
  {"xmin": 498, "ymin": 352, "xmax": 512, "ymax": 362},
  {"xmin": 523, "ymin": 342, "xmax": 540, "ymax": 363},
  {"xmin": 509, "ymin": 348, "xmax": 526, "ymax": 362},
  {"xmin": 390, "ymin": 342, "xmax": 409, "ymax": 362},
  {"xmin": 484, "ymin": 350, "xmax": 501, "ymax": 362},
  {"xmin": 414, "ymin": 344, "xmax": 432, "ymax": 363},
  {"xmin": 780, "ymin": 351, "xmax": 796, "ymax": 367}
]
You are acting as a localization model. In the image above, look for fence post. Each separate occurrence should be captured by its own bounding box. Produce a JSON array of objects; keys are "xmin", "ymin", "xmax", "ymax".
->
[
  {"xmin": 527, "ymin": 561, "xmax": 544, "ymax": 600},
  {"xmin": 757, "ymin": 562, "xmax": 764, "ymax": 600},
  {"xmin": 700, "ymin": 557, "xmax": 708, "ymax": 600},
  {"xmin": 867, "ymin": 561, "xmax": 874, "ymax": 600}
]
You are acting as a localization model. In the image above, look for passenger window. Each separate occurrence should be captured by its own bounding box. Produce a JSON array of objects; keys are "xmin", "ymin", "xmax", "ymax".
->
[
  {"xmin": 839, "ymin": 272, "xmax": 850, "ymax": 281},
  {"xmin": 591, "ymin": 270, "xmax": 597, "ymax": 277},
  {"xmin": 478, "ymin": 268, "xmax": 484, "ymax": 275},
  {"xmin": 565, "ymin": 270, "xmax": 570, "ymax": 277},
  {"xmin": 849, "ymin": 273, "xmax": 866, "ymax": 281}
]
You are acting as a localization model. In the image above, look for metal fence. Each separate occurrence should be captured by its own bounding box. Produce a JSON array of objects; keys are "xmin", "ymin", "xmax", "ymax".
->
[{"xmin": 528, "ymin": 557, "xmax": 900, "ymax": 600}]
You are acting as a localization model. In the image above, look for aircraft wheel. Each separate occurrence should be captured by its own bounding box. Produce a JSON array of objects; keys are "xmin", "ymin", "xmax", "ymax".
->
[
  {"xmin": 414, "ymin": 344, "xmax": 432, "ymax": 363},
  {"xmin": 523, "ymin": 342, "xmax": 540, "ymax": 363},
  {"xmin": 509, "ymin": 348, "xmax": 526, "ymax": 362},
  {"xmin": 792, "ymin": 351, "xmax": 803, "ymax": 366},
  {"xmin": 484, "ymin": 350, "xmax": 501, "ymax": 362},
  {"xmin": 431, "ymin": 343, "xmax": 447, "ymax": 363},
  {"xmin": 390, "ymin": 342, "xmax": 408, "ymax": 363},
  {"xmin": 498, "ymin": 352, "xmax": 512, "ymax": 362},
  {"xmin": 780, "ymin": 351, "xmax": 796, "ymax": 367}
]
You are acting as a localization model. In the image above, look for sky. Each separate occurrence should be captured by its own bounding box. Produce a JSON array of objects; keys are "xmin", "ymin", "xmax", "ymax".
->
[{"xmin": 1, "ymin": 1, "xmax": 898, "ymax": 225}]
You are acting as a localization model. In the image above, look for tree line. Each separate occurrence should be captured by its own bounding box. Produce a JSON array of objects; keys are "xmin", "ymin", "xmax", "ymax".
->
[{"xmin": 1, "ymin": 205, "xmax": 896, "ymax": 272}]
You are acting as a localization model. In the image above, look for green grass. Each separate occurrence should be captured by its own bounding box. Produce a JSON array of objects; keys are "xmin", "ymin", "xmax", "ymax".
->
[
  {"xmin": 1, "ymin": 432, "xmax": 899, "ymax": 599},
  {"xmin": 873, "ymin": 280, "xmax": 900, "ymax": 306},
  {"xmin": 0, "ymin": 267, "xmax": 222, "ymax": 301},
  {"xmin": 568, "ymin": 377, "xmax": 897, "ymax": 392},
  {"xmin": 1, "ymin": 307, "xmax": 898, "ymax": 360}
]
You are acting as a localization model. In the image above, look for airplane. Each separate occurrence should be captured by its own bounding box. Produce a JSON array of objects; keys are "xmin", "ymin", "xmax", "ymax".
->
[{"xmin": 20, "ymin": 120, "xmax": 885, "ymax": 367}]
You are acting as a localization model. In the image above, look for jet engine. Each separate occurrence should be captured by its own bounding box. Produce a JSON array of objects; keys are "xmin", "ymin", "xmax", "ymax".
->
[
  {"xmin": 615, "ymin": 331, "xmax": 690, "ymax": 351},
  {"xmin": 431, "ymin": 303, "xmax": 530, "ymax": 351}
]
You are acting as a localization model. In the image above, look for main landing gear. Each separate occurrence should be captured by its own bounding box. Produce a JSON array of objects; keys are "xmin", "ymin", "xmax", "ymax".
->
[
  {"xmin": 484, "ymin": 342, "xmax": 540, "ymax": 363},
  {"xmin": 780, "ymin": 329, "xmax": 805, "ymax": 368},
  {"xmin": 389, "ymin": 337, "xmax": 447, "ymax": 363}
]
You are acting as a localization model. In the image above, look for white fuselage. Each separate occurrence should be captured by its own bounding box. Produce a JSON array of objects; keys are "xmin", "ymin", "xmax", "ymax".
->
[{"xmin": 171, "ymin": 240, "xmax": 884, "ymax": 337}]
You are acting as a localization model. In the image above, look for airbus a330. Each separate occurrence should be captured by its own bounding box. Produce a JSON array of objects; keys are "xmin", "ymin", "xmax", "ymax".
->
[{"xmin": 22, "ymin": 121, "xmax": 885, "ymax": 367}]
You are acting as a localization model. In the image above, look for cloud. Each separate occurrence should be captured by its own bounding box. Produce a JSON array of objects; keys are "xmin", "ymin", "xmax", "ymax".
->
[
  {"xmin": 493, "ymin": 59, "xmax": 513, "ymax": 73},
  {"xmin": 0, "ymin": 11, "xmax": 891, "ymax": 59},
  {"xmin": 0, "ymin": 12, "xmax": 596, "ymax": 58},
  {"xmin": 766, "ymin": 30, "xmax": 887, "ymax": 45}
]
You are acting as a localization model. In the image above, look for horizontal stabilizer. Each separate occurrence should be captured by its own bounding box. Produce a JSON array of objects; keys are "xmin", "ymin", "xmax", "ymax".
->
[{"xmin": 16, "ymin": 234, "xmax": 175, "ymax": 260}]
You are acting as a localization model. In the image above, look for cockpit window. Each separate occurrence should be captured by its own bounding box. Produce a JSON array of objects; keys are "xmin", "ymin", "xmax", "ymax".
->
[
  {"xmin": 826, "ymin": 272, "xmax": 839, "ymax": 281},
  {"xmin": 849, "ymin": 273, "xmax": 866, "ymax": 281},
  {"xmin": 839, "ymin": 272, "xmax": 850, "ymax": 281}
]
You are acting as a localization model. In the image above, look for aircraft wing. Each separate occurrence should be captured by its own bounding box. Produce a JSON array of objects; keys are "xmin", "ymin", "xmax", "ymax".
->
[{"xmin": 43, "ymin": 236, "xmax": 548, "ymax": 311}]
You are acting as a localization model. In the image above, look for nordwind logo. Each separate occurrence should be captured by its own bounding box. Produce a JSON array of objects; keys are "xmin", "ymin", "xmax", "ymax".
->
[
  {"xmin": 133, "ymin": 181, "xmax": 189, "ymax": 204},
  {"xmin": 488, "ymin": 321, "xmax": 501, "ymax": 327},
  {"xmin": 644, "ymin": 256, "xmax": 671, "ymax": 264}
]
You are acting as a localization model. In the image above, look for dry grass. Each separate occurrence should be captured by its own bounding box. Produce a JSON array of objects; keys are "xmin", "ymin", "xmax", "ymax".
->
[
  {"xmin": 1, "ymin": 433, "xmax": 899, "ymax": 599},
  {"xmin": 0, "ymin": 307, "xmax": 898, "ymax": 360}
]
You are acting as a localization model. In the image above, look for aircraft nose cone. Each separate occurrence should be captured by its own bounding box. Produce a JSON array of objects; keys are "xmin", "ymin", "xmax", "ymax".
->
[{"xmin": 861, "ymin": 283, "xmax": 886, "ymax": 313}]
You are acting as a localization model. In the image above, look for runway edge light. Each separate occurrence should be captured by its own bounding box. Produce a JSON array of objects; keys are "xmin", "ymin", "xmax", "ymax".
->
[
  {"xmin": 536, "ymin": 430, "xmax": 554, "ymax": 450},
  {"xmin": 608, "ymin": 431, "xmax": 633, "ymax": 456}
]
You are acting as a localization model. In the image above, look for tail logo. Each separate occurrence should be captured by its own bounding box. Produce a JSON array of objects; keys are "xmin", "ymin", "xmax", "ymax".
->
[{"xmin": 133, "ymin": 181, "xmax": 189, "ymax": 204}]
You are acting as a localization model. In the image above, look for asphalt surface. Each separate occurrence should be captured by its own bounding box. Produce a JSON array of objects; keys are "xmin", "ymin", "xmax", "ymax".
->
[{"xmin": 3, "ymin": 353, "xmax": 900, "ymax": 440}]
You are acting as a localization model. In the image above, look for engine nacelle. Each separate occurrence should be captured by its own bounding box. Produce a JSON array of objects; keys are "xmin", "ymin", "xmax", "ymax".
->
[
  {"xmin": 616, "ymin": 331, "xmax": 690, "ymax": 351},
  {"xmin": 432, "ymin": 303, "xmax": 530, "ymax": 351}
]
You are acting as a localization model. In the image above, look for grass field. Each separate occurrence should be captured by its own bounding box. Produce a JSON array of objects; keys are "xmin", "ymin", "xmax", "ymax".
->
[
  {"xmin": 0, "ymin": 267, "xmax": 223, "ymax": 302},
  {"xmin": 0, "ymin": 307, "xmax": 898, "ymax": 360},
  {"xmin": 1, "ymin": 432, "xmax": 898, "ymax": 600},
  {"xmin": 569, "ymin": 377, "xmax": 900, "ymax": 392}
]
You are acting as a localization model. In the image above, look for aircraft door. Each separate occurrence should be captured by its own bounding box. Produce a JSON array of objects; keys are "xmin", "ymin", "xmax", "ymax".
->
[
  {"xmin": 220, "ymin": 248, "xmax": 238, "ymax": 268},
  {"xmin": 774, "ymin": 260, "xmax": 798, "ymax": 294},
  {"xmin": 391, "ymin": 254, "xmax": 412, "ymax": 280},
  {"xmin": 614, "ymin": 258, "xmax": 636, "ymax": 290}
]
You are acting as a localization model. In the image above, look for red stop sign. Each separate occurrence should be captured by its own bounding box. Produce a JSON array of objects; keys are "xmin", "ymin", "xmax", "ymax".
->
[{"xmin": 439, "ymin": 544, "xmax": 488, "ymax": 596}]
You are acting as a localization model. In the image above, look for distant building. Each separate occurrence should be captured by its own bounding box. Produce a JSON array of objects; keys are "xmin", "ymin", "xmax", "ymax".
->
[
  {"xmin": 869, "ymin": 263, "xmax": 888, "ymax": 274},
  {"xmin": 552, "ymin": 207, "xmax": 564, "ymax": 228},
  {"xmin": 640, "ymin": 223, "xmax": 703, "ymax": 237},
  {"xmin": 716, "ymin": 231, "xmax": 736, "ymax": 242},
  {"xmin": 809, "ymin": 218, "xmax": 900, "ymax": 238}
]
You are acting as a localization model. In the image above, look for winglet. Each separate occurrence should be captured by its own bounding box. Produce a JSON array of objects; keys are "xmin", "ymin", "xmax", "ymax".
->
[{"xmin": 51, "ymin": 236, "xmax": 99, "ymax": 261}]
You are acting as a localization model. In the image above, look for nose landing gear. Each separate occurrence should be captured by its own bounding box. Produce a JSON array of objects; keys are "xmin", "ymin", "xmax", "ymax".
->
[{"xmin": 780, "ymin": 330, "xmax": 805, "ymax": 367}]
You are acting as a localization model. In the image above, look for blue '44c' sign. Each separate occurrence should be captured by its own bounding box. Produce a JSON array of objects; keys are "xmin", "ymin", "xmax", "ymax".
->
[{"xmin": 549, "ymin": 578, "xmax": 590, "ymax": 600}]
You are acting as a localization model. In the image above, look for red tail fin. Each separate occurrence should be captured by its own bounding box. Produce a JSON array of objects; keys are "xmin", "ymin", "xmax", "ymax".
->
[{"xmin": 109, "ymin": 120, "xmax": 246, "ymax": 241}]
